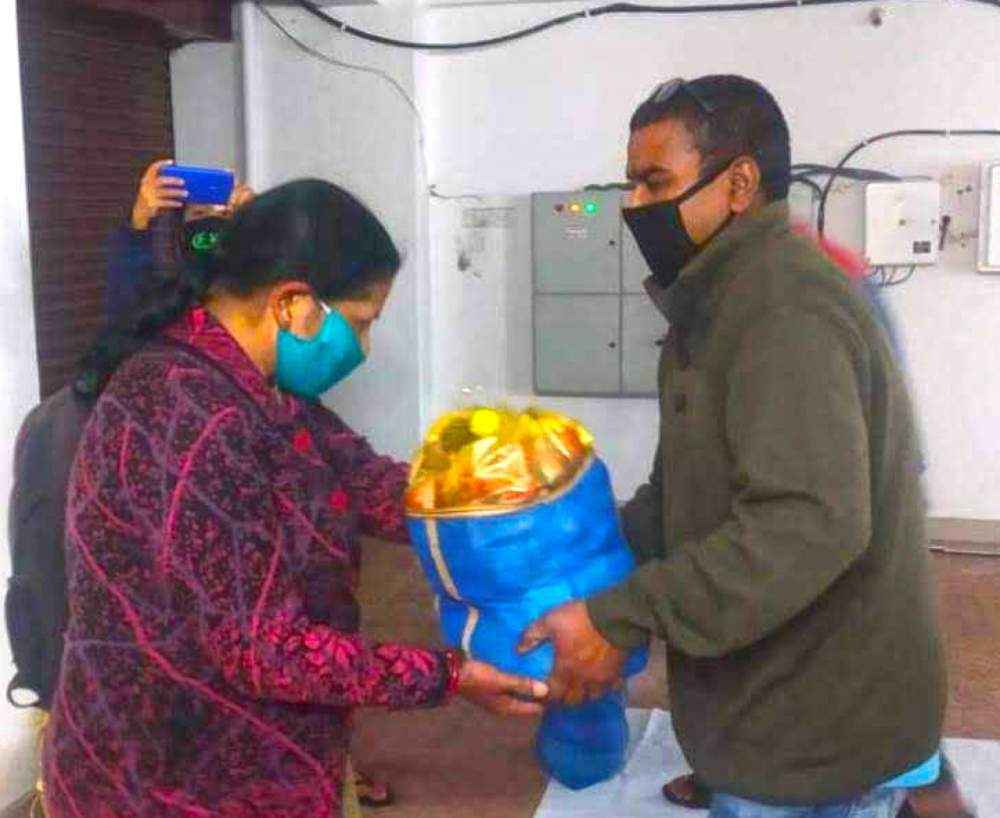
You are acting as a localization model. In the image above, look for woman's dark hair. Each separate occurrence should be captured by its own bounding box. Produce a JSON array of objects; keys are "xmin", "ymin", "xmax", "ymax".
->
[{"xmin": 75, "ymin": 179, "xmax": 401, "ymax": 397}]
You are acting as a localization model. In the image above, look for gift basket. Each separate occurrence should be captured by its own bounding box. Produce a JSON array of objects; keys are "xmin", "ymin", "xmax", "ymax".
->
[{"xmin": 406, "ymin": 407, "xmax": 647, "ymax": 789}]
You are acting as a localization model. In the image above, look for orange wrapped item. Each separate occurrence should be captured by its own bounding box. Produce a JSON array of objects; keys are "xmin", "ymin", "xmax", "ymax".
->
[{"xmin": 406, "ymin": 407, "xmax": 594, "ymax": 514}]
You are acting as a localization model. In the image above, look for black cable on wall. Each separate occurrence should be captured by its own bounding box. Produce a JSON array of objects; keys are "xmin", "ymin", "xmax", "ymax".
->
[
  {"xmin": 293, "ymin": 0, "xmax": 1000, "ymax": 52},
  {"xmin": 817, "ymin": 130, "xmax": 1000, "ymax": 236}
]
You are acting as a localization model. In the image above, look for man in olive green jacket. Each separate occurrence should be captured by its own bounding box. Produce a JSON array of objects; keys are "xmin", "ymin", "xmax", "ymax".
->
[{"xmin": 520, "ymin": 76, "xmax": 947, "ymax": 818}]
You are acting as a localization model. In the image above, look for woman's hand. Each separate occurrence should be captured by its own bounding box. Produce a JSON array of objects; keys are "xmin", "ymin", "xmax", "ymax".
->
[
  {"xmin": 184, "ymin": 180, "xmax": 256, "ymax": 223},
  {"xmin": 131, "ymin": 159, "xmax": 187, "ymax": 230},
  {"xmin": 457, "ymin": 658, "xmax": 549, "ymax": 716},
  {"xmin": 228, "ymin": 182, "xmax": 255, "ymax": 212}
]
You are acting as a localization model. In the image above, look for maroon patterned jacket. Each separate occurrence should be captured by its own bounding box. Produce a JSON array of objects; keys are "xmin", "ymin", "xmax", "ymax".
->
[{"xmin": 43, "ymin": 307, "xmax": 449, "ymax": 818}]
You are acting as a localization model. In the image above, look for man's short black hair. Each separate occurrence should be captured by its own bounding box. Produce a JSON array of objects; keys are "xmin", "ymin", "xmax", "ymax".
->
[{"xmin": 630, "ymin": 75, "xmax": 791, "ymax": 202}]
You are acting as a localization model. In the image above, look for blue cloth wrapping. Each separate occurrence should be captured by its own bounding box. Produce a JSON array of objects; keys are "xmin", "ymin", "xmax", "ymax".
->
[{"xmin": 407, "ymin": 457, "xmax": 647, "ymax": 788}]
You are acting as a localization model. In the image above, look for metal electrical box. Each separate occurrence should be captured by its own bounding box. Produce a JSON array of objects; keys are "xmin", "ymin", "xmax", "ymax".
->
[
  {"xmin": 531, "ymin": 189, "xmax": 664, "ymax": 397},
  {"xmin": 979, "ymin": 161, "xmax": 1000, "ymax": 274},
  {"xmin": 621, "ymin": 295, "xmax": 664, "ymax": 397},
  {"xmin": 532, "ymin": 190, "xmax": 621, "ymax": 293},
  {"xmin": 864, "ymin": 181, "xmax": 941, "ymax": 267},
  {"xmin": 534, "ymin": 295, "xmax": 621, "ymax": 395}
]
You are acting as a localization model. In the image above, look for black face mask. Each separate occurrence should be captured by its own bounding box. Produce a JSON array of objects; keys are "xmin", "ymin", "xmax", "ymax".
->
[
  {"xmin": 182, "ymin": 217, "xmax": 228, "ymax": 262},
  {"xmin": 623, "ymin": 163, "xmax": 732, "ymax": 289}
]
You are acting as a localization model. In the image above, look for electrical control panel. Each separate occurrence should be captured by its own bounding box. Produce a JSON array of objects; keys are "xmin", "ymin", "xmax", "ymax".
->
[
  {"xmin": 532, "ymin": 190, "xmax": 621, "ymax": 294},
  {"xmin": 864, "ymin": 181, "xmax": 942, "ymax": 267},
  {"xmin": 531, "ymin": 190, "xmax": 662, "ymax": 398},
  {"xmin": 979, "ymin": 161, "xmax": 1000, "ymax": 274}
]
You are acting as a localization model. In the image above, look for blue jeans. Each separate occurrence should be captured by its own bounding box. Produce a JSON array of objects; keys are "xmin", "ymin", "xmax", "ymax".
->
[{"xmin": 710, "ymin": 789, "xmax": 905, "ymax": 818}]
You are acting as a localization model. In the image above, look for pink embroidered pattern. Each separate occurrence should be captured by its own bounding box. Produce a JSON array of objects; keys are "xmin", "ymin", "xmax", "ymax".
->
[
  {"xmin": 328, "ymin": 490, "xmax": 350, "ymax": 514},
  {"xmin": 43, "ymin": 308, "xmax": 447, "ymax": 818},
  {"xmin": 293, "ymin": 428, "xmax": 313, "ymax": 454}
]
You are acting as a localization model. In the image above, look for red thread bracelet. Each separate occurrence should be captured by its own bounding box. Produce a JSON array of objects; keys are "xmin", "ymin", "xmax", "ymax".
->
[{"xmin": 444, "ymin": 649, "xmax": 464, "ymax": 696}]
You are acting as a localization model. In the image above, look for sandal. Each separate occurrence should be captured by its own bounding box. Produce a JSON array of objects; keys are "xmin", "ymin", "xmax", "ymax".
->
[
  {"xmin": 662, "ymin": 774, "xmax": 712, "ymax": 811},
  {"xmin": 898, "ymin": 801, "xmax": 976, "ymax": 818},
  {"xmin": 354, "ymin": 770, "xmax": 395, "ymax": 809},
  {"xmin": 900, "ymin": 768, "xmax": 977, "ymax": 818}
]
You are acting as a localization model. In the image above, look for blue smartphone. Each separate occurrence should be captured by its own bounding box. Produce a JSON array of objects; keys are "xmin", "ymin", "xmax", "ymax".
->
[{"xmin": 161, "ymin": 165, "xmax": 235, "ymax": 206}]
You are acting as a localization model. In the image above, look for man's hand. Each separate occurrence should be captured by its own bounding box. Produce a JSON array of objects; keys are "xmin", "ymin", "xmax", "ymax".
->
[
  {"xmin": 518, "ymin": 600, "xmax": 627, "ymax": 707},
  {"xmin": 131, "ymin": 159, "xmax": 187, "ymax": 231},
  {"xmin": 457, "ymin": 658, "xmax": 549, "ymax": 717}
]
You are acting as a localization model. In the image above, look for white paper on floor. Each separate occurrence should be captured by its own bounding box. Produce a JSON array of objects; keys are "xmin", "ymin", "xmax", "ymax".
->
[{"xmin": 532, "ymin": 709, "xmax": 1000, "ymax": 818}]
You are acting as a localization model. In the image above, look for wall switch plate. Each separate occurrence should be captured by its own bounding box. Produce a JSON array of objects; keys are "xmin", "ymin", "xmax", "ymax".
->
[
  {"xmin": 979, "ymin": 162, "xmax": 1000, "ymax": 274},
  {"xmin": 462, "ymin": 207, "xmax": 514, "ymax": 229},
  {"xmin": 865, "ymin": 181, "xmax": 941, "ymax": 267}
]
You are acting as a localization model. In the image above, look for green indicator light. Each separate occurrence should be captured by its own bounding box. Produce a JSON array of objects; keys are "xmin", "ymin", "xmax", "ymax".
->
[{"xmin": 584, "ymin": 202, "xmax": 597, "ymax": 214}]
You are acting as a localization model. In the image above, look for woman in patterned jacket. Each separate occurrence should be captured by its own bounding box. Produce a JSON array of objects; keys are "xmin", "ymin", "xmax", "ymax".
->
[{"xmin": 42, "ymin": 179, "xmax": 547, "ymax": 818}]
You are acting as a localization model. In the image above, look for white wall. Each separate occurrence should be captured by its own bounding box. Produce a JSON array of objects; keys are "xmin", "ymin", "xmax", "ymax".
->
[
  {"xmin": 416, "ymin": 0, "xmax": 1000, "ymax": 518},
  {"xmin": 171, "ymin": 42, "xmax": 243, "ymax": 172},
  {"xmin": 1, "ymin": 0, "xmax": 42, "ymax": 803},
  {"xmin": 191, "ymin": 1, "xmax": 1000, "ymax": 515},
  {"xmin": 239, "ymin": 3, "xmax": 427, "ymax": 460}
]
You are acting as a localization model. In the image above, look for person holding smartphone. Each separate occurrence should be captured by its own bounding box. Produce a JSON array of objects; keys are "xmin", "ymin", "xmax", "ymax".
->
[{"xmin": 106, "ymin": 159, "xmax": 255, "ymax": 322}]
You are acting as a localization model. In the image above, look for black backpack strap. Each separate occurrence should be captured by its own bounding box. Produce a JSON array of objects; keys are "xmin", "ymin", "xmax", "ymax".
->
[
  {"xmin": 4, "ymin": 576, "xmax": 47, "ymax": 709},
  {"xmin": 5, "ymin": 387, "xmax": 85, "ymax": 712},
  {"xmin": 6, "ymin": 674, "xmax": 42, "ymax": 709}
]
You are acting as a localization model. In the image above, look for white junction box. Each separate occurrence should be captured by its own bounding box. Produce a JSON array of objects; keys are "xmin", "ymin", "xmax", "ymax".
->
[
  {"xmin": 865, "ymin": 181, "xmax": 941, "ymax": 267},
  {"xmin": 979, "ymin": 161, "xmax": 1000, "ymax": 274}
]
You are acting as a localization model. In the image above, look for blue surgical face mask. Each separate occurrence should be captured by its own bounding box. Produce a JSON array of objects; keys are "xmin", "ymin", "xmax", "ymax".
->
[{"xmin": 275, "ymin": 300, "xmax": 366, "ymax": 399}]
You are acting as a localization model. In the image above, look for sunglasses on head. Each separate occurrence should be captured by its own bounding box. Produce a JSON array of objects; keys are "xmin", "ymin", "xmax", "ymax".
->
[{"xmin": 646, "ymin": 77, "xmax": 717, "ymax": 115}]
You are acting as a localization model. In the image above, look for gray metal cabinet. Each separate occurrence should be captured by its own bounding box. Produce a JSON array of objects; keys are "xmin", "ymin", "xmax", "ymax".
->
[
  {"xmin": 532, "ymin": 189, "xmax": 665, "ymax": 398},
  {"xmin": 534, "ymin": 295, "xmax": 621, "ymax": 395},
  {"xmin": 532, "ymin": 190, "xmax": 622, "ymax": 294},
  {"xmin": 621, "ymin": 216, "xmax": 652, "ymax": 294},
  {"xmin": 622, "ymin": 295, "xmax": 666, "ymax": 396}
]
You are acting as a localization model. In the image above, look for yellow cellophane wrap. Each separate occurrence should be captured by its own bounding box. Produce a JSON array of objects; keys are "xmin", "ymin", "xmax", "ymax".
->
[{"xmin": 406, "ymin": 407, "xmax": 594, "ymax": 514}]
